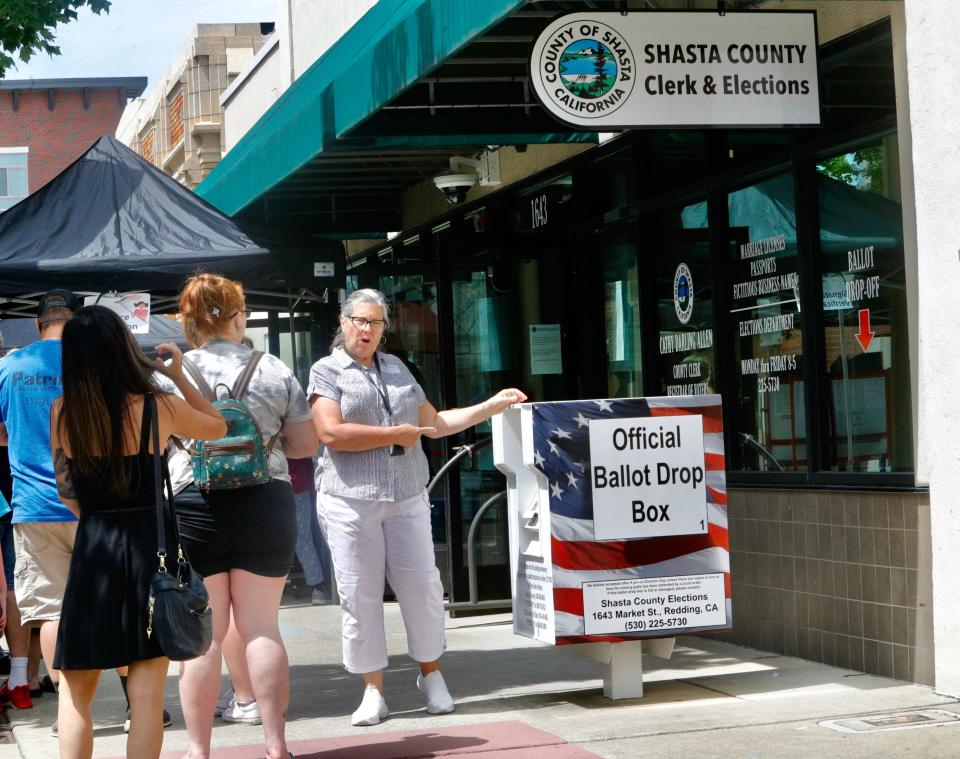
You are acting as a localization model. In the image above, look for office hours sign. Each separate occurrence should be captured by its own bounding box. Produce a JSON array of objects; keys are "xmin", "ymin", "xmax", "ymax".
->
[
  {"xmin": 530, "ymin": 11, "xmax": 821, "ymax": 128},
  {"xmin": 589, "ymin": 414, "xmax": 708, "ymax": 541}
]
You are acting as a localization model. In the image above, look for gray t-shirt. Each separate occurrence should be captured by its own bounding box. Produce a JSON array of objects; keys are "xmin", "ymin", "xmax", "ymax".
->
[
  {"xmin": 308, "ymin": 347, "xmax": 429, "ymax": 501},
  {"xmin": 159, "ymin": 340, "xmax": 312, "ymax": 483}
]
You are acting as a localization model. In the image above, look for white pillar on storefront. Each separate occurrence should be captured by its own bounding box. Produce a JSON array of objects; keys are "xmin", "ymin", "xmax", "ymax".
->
[{"xmin": 904, "ymin": 0, "xmax": 960, "ymax": 696}]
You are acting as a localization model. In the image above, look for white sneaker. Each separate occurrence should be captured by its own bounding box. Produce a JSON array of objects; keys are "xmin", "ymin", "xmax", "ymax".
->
[
  {"xmin": 221, "ymin": 696, "xmax": 262, "ymax": 725},
  {"xmin": 417, "ymin": 671, "xmax": 455, "ymax": 714},
  {"xmin": 214, "ymin": 687, "xmax": 234, "ymax": 718},
  {"xmin": 350, "ymin": 686, "xmax": 388, "ymax": 727}
]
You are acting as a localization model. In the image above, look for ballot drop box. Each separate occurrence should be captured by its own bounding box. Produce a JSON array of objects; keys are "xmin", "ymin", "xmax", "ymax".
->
[{"xmin": 492, "ymin": 396, "xmax": 731, "ymax": 697}]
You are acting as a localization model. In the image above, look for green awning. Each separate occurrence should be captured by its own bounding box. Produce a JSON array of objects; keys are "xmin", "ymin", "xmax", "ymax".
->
[{"xmin": 197, "ymin": 0, "xmax": 534, "ymax": 217}]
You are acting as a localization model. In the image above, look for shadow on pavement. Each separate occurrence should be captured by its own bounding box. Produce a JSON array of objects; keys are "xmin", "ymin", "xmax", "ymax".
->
[{"xmin": 282, "ymin": 638, "xmax": 898, "ymax": 723}]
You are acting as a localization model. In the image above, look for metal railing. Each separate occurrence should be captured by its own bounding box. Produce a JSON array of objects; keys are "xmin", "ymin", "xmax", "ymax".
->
[
  {"xmin": 426, "ymin": 439, "xmax": 512, "ymax": 612},
  {"xmin": 738, "ymin": 432, "xmax": 786, "ymax": 471}
]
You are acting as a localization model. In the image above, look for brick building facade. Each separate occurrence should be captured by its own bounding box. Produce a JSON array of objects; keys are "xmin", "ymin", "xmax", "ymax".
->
[{"xmin": 0, "ymin": 78, "xmax": 146, "ymax": 210}]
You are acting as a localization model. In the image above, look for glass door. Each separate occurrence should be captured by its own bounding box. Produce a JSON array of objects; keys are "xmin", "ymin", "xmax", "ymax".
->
[
  {"xmin": 449, "ymin": 265, "xmax": 516, "ymax": 602},
  {"xmin": 601, "ymin": 222, "xmax": 643, "ymax": 398},
  {"xmin": 442, "ymin": 223, "xmax": 577, "ymax": 604},
  {"xmin": 650, "ymin": 211, "xmax": 719, "ymax": 399},
  {"xmin": 377, "ymin": 274, "xmax": 446, "ymax": 577},
  {"xmin": 344, "ymin": 262, "xmax": 449, "ymax": 591}
]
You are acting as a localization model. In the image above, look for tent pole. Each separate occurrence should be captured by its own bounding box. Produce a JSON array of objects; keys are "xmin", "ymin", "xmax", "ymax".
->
[
  {"xmin": 245, "ymin": 288, "xmax": 326, "ymax": 303},
  {"xmin": 289, "ymin": 289, "xmax": 299, "ymax": 380}
]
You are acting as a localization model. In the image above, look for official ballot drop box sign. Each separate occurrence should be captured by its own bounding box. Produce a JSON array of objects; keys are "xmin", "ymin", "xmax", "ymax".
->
[{"xmin": 492, "ymin": 396, "xmax": 731, "ymax": 644}]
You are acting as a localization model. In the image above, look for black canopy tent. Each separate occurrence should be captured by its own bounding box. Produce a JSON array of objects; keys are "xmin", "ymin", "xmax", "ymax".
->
[
  {"xmin": 0, "ymin": 136, "xmax": 345, "ymax": 317},
  {"xmin": 0, "ymin": 313, "xmax": 191, "ymax": 358}
]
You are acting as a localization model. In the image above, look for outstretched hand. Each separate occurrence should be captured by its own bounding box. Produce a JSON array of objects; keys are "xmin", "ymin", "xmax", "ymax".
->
[
  {"xmin": 487, "ymin": 388, "xmax": 527, "ymax": 415},
  {"xmin": 154, "ymin": 342, "xmax": 184, "ymax": 379}
]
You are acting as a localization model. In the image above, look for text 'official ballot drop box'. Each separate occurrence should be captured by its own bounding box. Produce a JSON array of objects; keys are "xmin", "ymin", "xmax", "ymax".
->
[{"xmin": 492, "ymin": 396, "xmax": 731, "ymax": 676}]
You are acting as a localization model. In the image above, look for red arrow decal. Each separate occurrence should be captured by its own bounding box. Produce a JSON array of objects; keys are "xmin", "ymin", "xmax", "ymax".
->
[{"xmin": 855, "ymin": 308, "xmax": 875, "ymax": 352}]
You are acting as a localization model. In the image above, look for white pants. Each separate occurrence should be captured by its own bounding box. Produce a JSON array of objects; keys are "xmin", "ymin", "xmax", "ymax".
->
[{"xmin": 319, "ymin": 490, "xmax": 446, "ymax": 674}]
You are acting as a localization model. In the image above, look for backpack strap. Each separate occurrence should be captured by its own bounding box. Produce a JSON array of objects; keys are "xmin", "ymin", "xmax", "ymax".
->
[
  {"xmin": 181, "ymin": 357, "xmax": 216, "ymax": 402},
  {"xmin": 231, "ymin": 351, "xmax": 265, "ymax": 401}
]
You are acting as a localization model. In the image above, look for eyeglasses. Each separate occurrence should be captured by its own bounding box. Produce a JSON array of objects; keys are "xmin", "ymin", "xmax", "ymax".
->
[
  {"xmin": 347, "ymin": 316, "xmax": 386, "ymax": 330},
  {"xmin": 232, "ymin": 309, "xmax": 252, "ymax": 319}
]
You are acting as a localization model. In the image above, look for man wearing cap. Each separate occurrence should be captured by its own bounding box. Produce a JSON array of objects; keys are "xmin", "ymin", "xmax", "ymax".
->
[{"xmin": 0, "ymin": 289, "xmax": 80, "ymax": 710}]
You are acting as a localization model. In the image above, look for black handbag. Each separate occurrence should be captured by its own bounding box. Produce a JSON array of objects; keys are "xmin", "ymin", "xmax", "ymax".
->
[{"xmin": 146, "ymin": 395, "xmax": 213, "ymax": 661}]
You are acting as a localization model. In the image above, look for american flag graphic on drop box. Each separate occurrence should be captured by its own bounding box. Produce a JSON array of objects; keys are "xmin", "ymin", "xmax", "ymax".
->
[{"xmin": 530, "ymin": 395, "xmax": 731, "ymax": 644}]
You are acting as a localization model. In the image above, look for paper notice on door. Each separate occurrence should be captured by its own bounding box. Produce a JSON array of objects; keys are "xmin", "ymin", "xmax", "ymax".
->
[{"xmin": 529, "ymin": 324, "xmax": 562, "ymax": 375}]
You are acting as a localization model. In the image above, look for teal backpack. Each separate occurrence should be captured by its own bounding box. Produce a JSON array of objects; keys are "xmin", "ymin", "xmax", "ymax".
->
[{"xmin": 181, "ymin": 352, "xmax": 277, "ymax": 491}]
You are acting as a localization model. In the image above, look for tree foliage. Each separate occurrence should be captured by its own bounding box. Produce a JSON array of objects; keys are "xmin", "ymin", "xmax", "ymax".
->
[
  {"xmin": 0, "ymin": 1, "xmax": 110, "ymax": 78},
  {"xmin": 817, "ymin": 146, "xmax": 886, "ymax": 195},
  {"xmin": 591, "ymin": 43, "xmax": 606, "ymax": 95}
]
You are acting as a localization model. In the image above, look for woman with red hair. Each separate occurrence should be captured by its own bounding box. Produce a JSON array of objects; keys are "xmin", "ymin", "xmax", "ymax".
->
[{"xmin": 169, "ymin": 273, "xmax": 318, "ymax": 759}]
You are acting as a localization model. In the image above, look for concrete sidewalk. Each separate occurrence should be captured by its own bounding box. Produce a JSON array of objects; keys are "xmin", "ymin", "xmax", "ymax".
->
[{"xmin": 7, "ymin": 599, "xmax": 959, "ymax": 758}]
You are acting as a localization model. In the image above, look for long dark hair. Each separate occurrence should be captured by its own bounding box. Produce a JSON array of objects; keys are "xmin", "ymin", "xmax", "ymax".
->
[{"xmin": 59, "ymin": 306, "xmax": 164, "ymax": 497}]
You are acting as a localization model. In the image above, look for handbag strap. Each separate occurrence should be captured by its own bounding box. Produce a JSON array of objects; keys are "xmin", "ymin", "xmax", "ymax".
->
[{"xmin": 150, "ymin": 394, "xmax": 184, "ymax": 571}]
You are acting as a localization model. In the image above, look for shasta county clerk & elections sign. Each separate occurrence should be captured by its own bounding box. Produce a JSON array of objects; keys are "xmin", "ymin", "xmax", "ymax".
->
[{"xmin": 530, "ymin": 11, "xmax": 820, "ymax": 128}]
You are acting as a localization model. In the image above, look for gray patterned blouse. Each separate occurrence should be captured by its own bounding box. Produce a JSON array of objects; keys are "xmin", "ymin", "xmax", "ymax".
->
[{"xmin": 308, "ymin": 347, "xmax": 429, "ymax": 502}]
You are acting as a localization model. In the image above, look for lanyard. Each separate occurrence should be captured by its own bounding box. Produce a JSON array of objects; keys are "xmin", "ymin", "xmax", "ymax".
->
[
  {"xmin": 361, "ymin": 353, "xmax": 392, "ymax": 419},
  {"xmin": 360, "ymin": 353, "xmax": 404, "ymax": 457}
]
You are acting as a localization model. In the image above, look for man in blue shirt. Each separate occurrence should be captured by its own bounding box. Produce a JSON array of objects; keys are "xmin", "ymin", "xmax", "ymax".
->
[{"xmin": 0, "ymin": 290, "xmax": 79, "ymax": 710}]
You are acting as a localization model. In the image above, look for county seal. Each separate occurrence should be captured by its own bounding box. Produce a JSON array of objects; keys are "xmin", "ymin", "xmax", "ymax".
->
[
  {"xmin": 674, "ymin": 262, "xmax": 694, "ymax": 325},
  {"xmin": 537, "ymin": 20, "xmax": 635, "ymax": 119}
]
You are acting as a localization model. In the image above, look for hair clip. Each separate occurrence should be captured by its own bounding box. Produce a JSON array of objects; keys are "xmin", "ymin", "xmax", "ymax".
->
[{"xmin": 211, "ymin": 307, "xmax": 220, "ymax": 316}]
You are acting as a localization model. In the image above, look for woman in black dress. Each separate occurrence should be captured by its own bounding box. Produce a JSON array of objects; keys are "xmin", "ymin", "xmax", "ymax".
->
[{"xmin": 49, "ymin": 306, "xmax": 225, "ymax": 759}]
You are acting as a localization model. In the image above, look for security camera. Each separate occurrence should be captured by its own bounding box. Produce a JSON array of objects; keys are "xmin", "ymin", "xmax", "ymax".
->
[
  {"xmin": 432, "ymin": 172, "xmax": 478, "ymax": 205},
  {"xmin": 432, "ymin": 153, "xmax": 500, "ymax": 205}
]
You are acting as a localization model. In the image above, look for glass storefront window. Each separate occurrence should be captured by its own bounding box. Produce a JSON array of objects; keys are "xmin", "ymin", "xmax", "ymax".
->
[
  {"xmin": 646, "ymin": 131, "xmax": 706, "ymax": 196},
  {"xmin": 727, "ymin": 172, "xmax": 807, "ymax": 472},
  {"xmin": 350, "ymin": 274, "xmax": 447, "ymax": 545},
  {"xmin": 726, "ymin": 131, "xmax": 795, "ymax": 169},
  {"xmin": 378, "ymin": 274, "xmax": 441, "ymax": 406},
  {"xmin": 447, "ymin": 219, "xmax": 570, "ymax": 586},
  {"xmin": 817, "ymin": 135, "xmax": 913, "ymax": 472},
  {"xmin": 581, "ymin": 147, "xmax": 635, "ymax": 221},
  {"xmin": 452, "ymin": 268, "xmax": 518, "ymax": 573},
  {"xmin": 0, "ymin": 150, "xmax": 29, "ymax": 212},
  {"xmin": 277, "ymin": 319, "xmax": 312, "ymax": 388},
  {"xmin": 603, "ymin": 226, "xmax": 642, "ymax": 397},
  {"xmin": 453, "ymin": 269, "xmax": 518, "ymax": 414},
  {"xmin": 654, "ymin": 201, "xmax": 717, "ymax": 399}
]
